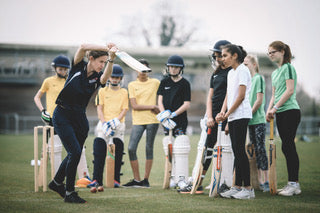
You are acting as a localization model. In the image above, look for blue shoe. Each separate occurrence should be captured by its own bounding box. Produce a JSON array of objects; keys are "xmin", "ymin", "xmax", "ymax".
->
[
  {"xmin": 263, "ymin": 181, "xmax": 270, "ymax": 192},
  {"xmin": 87, "ymin": 180, "xmax": 98, "ymax": 188}
]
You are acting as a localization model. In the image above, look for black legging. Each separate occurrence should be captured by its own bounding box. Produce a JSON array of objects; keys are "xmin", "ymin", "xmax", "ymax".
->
[
  {"xmin": 229, "ymin": 118, "xmax": 250, "ymax": 187},
  {"xmin": 276, "ymin": 109, "xmax": 301, "ymax": 182}
]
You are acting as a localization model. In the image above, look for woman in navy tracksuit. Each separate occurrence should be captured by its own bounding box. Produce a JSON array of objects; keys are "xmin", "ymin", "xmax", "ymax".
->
[{"xmin": 49, "ymin": 43, "xmax": 118, "ymax": 203}]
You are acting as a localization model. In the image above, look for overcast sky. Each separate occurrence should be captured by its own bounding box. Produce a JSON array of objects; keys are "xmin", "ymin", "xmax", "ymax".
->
[{"xmin": 1, "ymin": 0, "xmax": 319, "ymax": 99}]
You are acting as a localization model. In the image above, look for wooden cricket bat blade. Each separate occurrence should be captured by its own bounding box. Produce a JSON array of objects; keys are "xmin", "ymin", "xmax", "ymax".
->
[
  {"xmin": 116, "ymin": 51, "xmax": 151, "ymax": 72},
  {"xmin": 269, "ymin": 143, "xmax": 277, "ymax": 195},
  {"xmin": 105, "ymin": 144, "xmax": 115, "ymax": 188}
]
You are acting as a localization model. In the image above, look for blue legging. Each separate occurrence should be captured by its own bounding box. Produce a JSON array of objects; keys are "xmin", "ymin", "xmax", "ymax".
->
[
  {"xmin": 52, "ymin": 105, "xmax": 89, "ymax": 192},
  {"xmin": 128, "ymin": 124, "xmax": 159, "ymax": 161}
]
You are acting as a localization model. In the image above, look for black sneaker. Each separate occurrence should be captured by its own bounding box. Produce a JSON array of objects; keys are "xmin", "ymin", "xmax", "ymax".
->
[
  {"xmin": 64, "ymin": 191, "xmax": 87, "ymax": 203},
  {"xmin": 141, "ymin": 179, "xmax": 150, "ymax": 188},
  {"xmin": 122, "ymin": 179, "xmax": 142, "ymax": 188},
  {"xmin": 196, "ymin": 185, "xmax": 204, "ymax": 194},
  {"xmin": 48, "ymin": 180, "xmax": 65, "ymax": 198},
  {"xmin": 217, "ymin": 183, "xmax": 230, "ymax": 195}
]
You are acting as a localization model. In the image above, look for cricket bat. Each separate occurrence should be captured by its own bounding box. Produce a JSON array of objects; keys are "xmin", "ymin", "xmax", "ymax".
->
[
  {"xmin": 245, "ymin": 130, "xmax": 260, "ymax": 190},
  {"xmin": 268, "ymin": 119, "xmax": 277, "ymax": 195},
  {"xmin": 163, "ymin": 130, "xmax": 173, "ymax": 189},
  {"xmin": 105, "ymin": 137, "xmax": 115, "ymax": 188},
  {"xmin": 190, "ymin": 128, "xmax": 211, "ymax": 194},
  {"xmin": 116, "ymin": 51, "xmax": 152, "ymax": 72},
  {"xmin": 209, "ymin": 122, "xmax": 223, "ymax": 197}
]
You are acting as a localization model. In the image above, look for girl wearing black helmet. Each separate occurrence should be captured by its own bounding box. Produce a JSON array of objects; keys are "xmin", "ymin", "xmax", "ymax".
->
[
  {"xmin": 157, "ymin": 55, "xmax": 191, "ymax": 136},
  {"xmin": 49, "ymin": 43, "xmax": 118, "ymax": 203}
]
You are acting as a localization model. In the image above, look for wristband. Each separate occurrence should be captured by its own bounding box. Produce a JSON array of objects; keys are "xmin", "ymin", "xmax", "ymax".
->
[
  {"xmin": 108, "ymin": 59, "xmax": 114, "ymax": 63},
  {"xmin": 171, "ymin": 112, "xmax": 177, "ymax": 118},
  {"xmin": 273, "ymin": 106, "xmax": 279, "ymax": 110}
]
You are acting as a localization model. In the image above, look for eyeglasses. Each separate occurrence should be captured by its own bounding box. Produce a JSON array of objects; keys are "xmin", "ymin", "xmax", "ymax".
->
[{"xmin": 267, "ymin": 50, "xmax": 279, "ymax": 56}]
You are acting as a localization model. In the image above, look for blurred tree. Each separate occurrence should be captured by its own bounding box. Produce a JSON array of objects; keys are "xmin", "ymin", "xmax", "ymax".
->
[
  {"xmin": 296, "ymin": 85, "xmax": 320, "ymax": 116},
  {"xmin": 109, "ymin": 0, "xmax": 198, "ymax": 47}
]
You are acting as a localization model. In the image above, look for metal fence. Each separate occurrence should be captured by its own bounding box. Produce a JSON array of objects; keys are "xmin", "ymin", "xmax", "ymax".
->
[{"xmin": 1, "ymin": 113, "xmax": 319, "ymax": 136}]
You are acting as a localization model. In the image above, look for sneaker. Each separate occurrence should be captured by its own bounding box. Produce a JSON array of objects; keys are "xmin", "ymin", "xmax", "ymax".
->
[
  {"xmin": 122, "ymin": 179, "xmax": 142, "ymax": 188},
  {"xmin": 141, "ymin": 178, "xmax": 150, "ymax": 188},
  {"xmin": 64, "ymin": 191, "xmax": 87, "ymax": 203},
  {"xmin": 195, "ymin": 185, "xmax": 204, "ymax": 194},
  {"xmin": 278, "ymin": 183, "xmax": 301, "ymax": 196},
  {"xmin": 177, "ymin": 184, "xmax": 192, "ymax": 194},
  {"xmin": 87, "ymin": 180, "xmax": 98, "ymax": 188},
  {"xmin": 220, "ymin": 187, "xmax": 241, "ymax": 198},
  {"xmin": 218, "ymin": 183, "xmax": 230, "ymax": 194},
  {"xmin": 263, "ymin": 182, "xmax": 270, "ymax": 192},
  {"xmin": 169, "ymin": 178, "xmax": 176, "ymax": 188},
  {"xmin": 231, "ymin": 188, "xmax": 255, "ymax": 199},
  {"xmin": 259, "ymin": 183, "xmax": 264, "ymax": 191},
  {"xmin": 48, "ymin": 180, "xmax": 65, "ymax": 198},
  {"xmin": 114, "ymin": 180, "xmax": 120, "ymax": 188}
]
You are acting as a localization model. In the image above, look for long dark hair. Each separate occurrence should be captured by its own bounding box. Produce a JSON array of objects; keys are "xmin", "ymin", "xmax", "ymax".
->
[
  {"xmin": 222, "ymin": 44, "xmax": 247, "ymax": 64},
  {"xmin": 269, "ymin": 41, "xmax": 292, "ymax": 65}
]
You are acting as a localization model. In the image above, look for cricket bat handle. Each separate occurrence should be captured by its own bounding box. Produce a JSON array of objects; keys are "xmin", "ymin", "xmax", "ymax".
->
[{"xmin": 270, "ymin": 119, "xmax": 274, "ymax": 140}]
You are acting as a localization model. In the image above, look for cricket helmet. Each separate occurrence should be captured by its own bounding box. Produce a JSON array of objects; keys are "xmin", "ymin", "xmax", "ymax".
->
[
  {"xmin": 51, "ymin": 55, "xmax": 70, "ymax": 68},
  {"xmin": 210, "ymin": 40, "xmax": 231, "ymax": 53},
  {"xmin": 166, "ymin": 55, "xmax": 185, "ymax": 68},
  {"xmin": 111, "ymin": 64, "xmax": 124, "ymax": 77}
]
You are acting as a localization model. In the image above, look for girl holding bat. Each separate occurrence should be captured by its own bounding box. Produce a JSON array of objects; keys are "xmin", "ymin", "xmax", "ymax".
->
[
  {"xmin": 49, "ymin": 43, "xmax": 118, "ymax": 203},
  {"xmin": 244, "ymin": 55, "xmax": 269, "ymax": 192},
  {"xmin": 266, "ymin": 41, "xmax": 301, "ymax": 196},
  {"xmin": 216, "ymin": 44, "xmax": 254, "ymax": 200}
]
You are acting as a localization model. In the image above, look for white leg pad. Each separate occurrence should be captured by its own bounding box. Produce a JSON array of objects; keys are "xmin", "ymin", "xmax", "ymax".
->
[
  {"xmin": 220, "ymin": 133, "xmax": 234, "ymax": 187},
  {"xmin": 48, "ymin": 135, "xmax": 63, "ymax": 174},
  {"xmin": 77, "ymin": 147, "xmax": 89, "ymax": 179},
  {"xmin": 173, "ymin": 135, "xmax": 190, "ymax": 184}
]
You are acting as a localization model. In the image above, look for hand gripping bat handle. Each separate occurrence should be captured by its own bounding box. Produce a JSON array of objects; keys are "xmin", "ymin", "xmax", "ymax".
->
[{"xmin": 270, "ymin": 119, "xmax": 274, "ymax": 141}]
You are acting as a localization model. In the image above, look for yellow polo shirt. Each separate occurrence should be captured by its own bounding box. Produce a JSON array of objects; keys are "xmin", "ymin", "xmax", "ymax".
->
[
  {"xmin": 95, "ymin": 87, "xmax": 129, "ymax": 122},
  {"xmin": 128, "ymin": 78, "xmax": 160, "ymax": 125},
  {"xmin": 39, "ymin": 75, "xmax": 66, "ymax": 116}
]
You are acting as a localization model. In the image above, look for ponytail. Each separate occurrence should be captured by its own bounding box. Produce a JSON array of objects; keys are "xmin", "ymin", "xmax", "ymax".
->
[
  {"xmin": 269, "ymin": 41, "xmax": 292, "ymax": 65},
  {"xmin": 222, "ymin": 44, "xmax": 247, "ymax": 63}
]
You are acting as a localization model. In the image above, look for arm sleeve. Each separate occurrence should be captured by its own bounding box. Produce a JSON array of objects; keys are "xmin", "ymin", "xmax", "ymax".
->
[
  {"xmin": 39, "ymin": 79, "xmax": 49, "ymax": 93},
  {"xmin": 128, "ymin": 83, "xmax": 135, "ymax": 99},
  {"xmin": 284, "ymin": 64, "xmax": 295, "ymax": 80},
  {"xmin": 183, "ymin": 80, "xmax": 191, "ymax": 101}
]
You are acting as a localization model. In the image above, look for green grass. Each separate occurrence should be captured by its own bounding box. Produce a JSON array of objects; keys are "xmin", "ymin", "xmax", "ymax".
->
[{"xmin": 0, "ymin": 134, "xmax": 319, "ymax": 213}]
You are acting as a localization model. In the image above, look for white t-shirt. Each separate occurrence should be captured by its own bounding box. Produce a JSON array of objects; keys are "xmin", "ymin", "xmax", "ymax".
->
[{"xmin": 227, "ymin": 63, "xmax": 252, "ymax": 122}]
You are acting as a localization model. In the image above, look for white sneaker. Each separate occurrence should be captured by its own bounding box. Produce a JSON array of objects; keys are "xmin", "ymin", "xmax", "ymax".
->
[
  {"xmin": 278, "ymin": 183, "xmax": 301, "ymax": 196},
  {"xmin": 232, "ymin": 188, "xmax": 255, "ymax": 200},
  {"xmin": 169, "ymin": 178, "xmax": 176, "ymax": 188},
  {"xmin": 220, "ymin": 187, "xmax": 241, "ymax": 198}
]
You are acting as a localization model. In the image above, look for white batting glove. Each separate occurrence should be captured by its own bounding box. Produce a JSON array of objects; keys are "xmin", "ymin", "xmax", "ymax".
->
[
  {"xmin": 41, "ymin": 109, "xmax": 52, "ymax": 125},
  {"xmin": 157, "ymin": 110, "xmax": 171, "ymax": 122},
  {"xmin": 102, "ymin": 122, "xmax": 115, "ymax": 137},
  {"xmin": 108, "ymin": 118, "xmax": 120, "ymax": 130},
  {"xmin": 169, "ymin": 111, "xmax": 177, "ymax": 119},
  {"xmin": 162, "ymin": 118, "xmax": 176, "ymax": 130}
]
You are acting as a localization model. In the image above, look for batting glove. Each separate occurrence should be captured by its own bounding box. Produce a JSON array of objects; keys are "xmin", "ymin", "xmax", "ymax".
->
[
  {"xmin": 162, "ymin": 118, "xmax": 176, "ymax": 130},
  {"xmin": 102, "ymin": 122, "xmax": 115, "ymax": 137},
  {"xmin": 157, "ymin": 110, "xmax": 171, "ymax": 122},
  {"xmin": 169, "ymin": 111, "xmax": 177, "ymax": 119},
  {"xmin": 41, "ymin": 109, "xmax": 52, "ymax": 125},
  {"xmin": 108, "ymin": 118, "xmax": 120, "ymax": 130}
]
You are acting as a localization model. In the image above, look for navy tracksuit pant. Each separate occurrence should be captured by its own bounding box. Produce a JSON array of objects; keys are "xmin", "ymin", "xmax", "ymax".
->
[{"xmin": 52, "ymin": 105, "xmax": 89, "ymax": 192}]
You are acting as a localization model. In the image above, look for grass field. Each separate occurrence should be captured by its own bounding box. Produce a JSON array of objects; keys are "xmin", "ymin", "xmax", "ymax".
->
[{"xmin": 0, "ymin": 133, "xmax": 319, "ymax": 213}]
